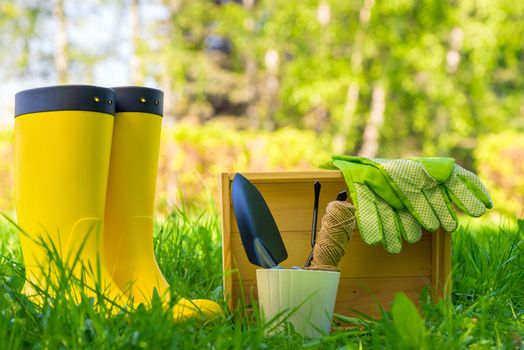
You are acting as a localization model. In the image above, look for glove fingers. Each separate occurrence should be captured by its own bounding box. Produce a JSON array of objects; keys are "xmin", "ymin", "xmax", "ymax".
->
[
  {"xmin": 375, "ymin": 199, "xmax": 402, "ymax": 254},
  {"xmin": 454, "ymin": 166, "xmax": 493, "ymax": 209},
  {"xmin": 423, "ymin": 187, "xmax": 458, "ymax": 232},
  {"xmin": 403, "ymin": 192, "xmax": 440, "ymax": 232},
  {"xmin": 354, "ymin": 183, "xmax": 383, "ymax": 245},
  {"xmin": 397, "ymin": 210, "xmax": 422, "ymax": 243},
  {"xmin": 371, "ymin": 158, "xmax": 441, "ymax": 232},
  {"xmin": 445, "ymin": 173, "xmax": 487, "ymax": 217}
]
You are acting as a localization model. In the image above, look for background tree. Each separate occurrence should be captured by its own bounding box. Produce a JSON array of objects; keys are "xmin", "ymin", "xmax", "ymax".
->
[{"xmin": 3, "ymin": 0, "xmax": 522, "ymax": 160}]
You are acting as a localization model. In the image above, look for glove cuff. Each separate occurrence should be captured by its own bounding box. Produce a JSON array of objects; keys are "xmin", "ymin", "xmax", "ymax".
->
[{"xmin": 411, "ymin": 157, "xmax": 456, "ymax": 182}]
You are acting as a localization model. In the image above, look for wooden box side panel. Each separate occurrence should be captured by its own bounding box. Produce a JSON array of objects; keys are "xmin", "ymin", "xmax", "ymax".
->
[
  {"xmin": 221, "ymin": 173, "xmax": 233, "ymax": 311},
  {"xmin": 431, "ymin": 229, "xmax": 452, "ymax": 300},
  {"xmin": 221, "ymin": 171, "xmax": 451, "ymax": 317}
]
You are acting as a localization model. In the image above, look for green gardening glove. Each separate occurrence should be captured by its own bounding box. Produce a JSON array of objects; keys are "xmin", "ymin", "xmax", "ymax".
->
[
  {"xmin": 329, "ymin": 159, "xmax": 423, "ymax": 254},
  {"xmin": 332, "ymin": 156, "xmax": 493, "ymax": 233}
]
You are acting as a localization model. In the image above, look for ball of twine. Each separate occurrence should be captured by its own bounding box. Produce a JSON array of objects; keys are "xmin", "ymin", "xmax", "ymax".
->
[{"xmin": 305, "ymin": 201, "xmax": 356, "ymax": 272}]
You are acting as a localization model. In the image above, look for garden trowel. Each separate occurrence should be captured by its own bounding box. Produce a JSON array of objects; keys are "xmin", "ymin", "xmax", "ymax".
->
[{"xmin": 232, "ymin": 173, "xmax": 288, "ymax": 268}]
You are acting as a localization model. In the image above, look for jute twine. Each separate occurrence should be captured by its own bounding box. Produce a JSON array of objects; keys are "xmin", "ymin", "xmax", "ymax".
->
[{"xmin": 305, "ymin": 201, "xmax": 356, "ymax": 272}]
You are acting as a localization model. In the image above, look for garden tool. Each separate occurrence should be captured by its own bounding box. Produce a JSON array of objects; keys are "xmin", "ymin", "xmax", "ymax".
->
[
  {"xmin": 331, "ymin": 156, "xmax": 493, "ymax": 233},
  {"xmin": 104, "ymin": 86, "xmax": 222, "ymax": 321},
  {"xmin": 14, "ymin": 85, "xmax": 127, "ymax": 305},
  {"xmin": 231, "ymin": 173, "xmax": 288, "ymax": 268},
  {"xmin": 304, "ymin": 180, "xmax": 321, "ymax": 267},
  {"xmin": 327, "ymin": 159, "xmax": 422, "ymax": 254}
]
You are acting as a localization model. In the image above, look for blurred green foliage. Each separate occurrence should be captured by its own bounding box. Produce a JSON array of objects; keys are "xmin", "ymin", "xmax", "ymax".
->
[
  {"xmin": 475, "ymin": 132, "xmax": 524, "ymax": 217},
  {"xmin": 149, "ymin": 0, "xmax": 524, "ymax": 217},
  {"xmin": 156, "ymin": 122, "xmax": 331, "ymax": 214},
  {"xmin": 149, "ymin": 0, "xmax": 524, "ymax": 156},
  {"xmin": 4, "ymin": 0, "xmax": 524, "ymax": 156},
  {"xmin": 1, "ymin": 127, "xmax": 523, "ymax": 218}
]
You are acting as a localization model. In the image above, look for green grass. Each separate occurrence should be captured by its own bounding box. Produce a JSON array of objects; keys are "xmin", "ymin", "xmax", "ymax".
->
[{"xmin": 0, "ymin": 209, "xmax": 522, "ymax": 349}]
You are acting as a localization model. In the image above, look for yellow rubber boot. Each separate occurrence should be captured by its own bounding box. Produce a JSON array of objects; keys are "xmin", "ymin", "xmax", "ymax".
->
[
  {"xmin": 14, "ymin": 85, "xmax": 128, "ymax": 308},
  {"xmin": 104, "ymin": 86, "xmax": 222, "ymax": 322}
]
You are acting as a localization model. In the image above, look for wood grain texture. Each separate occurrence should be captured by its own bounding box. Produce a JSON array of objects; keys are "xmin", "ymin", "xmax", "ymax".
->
[
  {"xmin": 221, "ymin": 173, "xmax": 233, "ymax": 311},
  {"xmin": 230, "ymin": 231, "xmax": 432, "ymax": 280},
  {"xmin": 431, "ymin": 229, "xmax": 452, "ymax": 301},
  {"xmin": 229, "ymin": 180, "xmax": 350, "ymax": 233},
  {"xmin": 221, "ymin": 171, "xmax": 452, "ymax": 316},
  {"xmin": 231, "ymin": 276, "xmax": 430, "ymax": 318}
]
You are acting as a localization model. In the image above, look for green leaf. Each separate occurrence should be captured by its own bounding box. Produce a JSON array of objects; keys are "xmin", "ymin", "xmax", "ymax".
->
[{"xmin": 391, "ymin": 292, "xmax": 427, "ymax": 349}]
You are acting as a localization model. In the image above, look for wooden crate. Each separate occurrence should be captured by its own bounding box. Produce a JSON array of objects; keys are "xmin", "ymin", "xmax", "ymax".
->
[{"xmin": 221, "ymin": 171, "xmax": 451, "ymax": 317}]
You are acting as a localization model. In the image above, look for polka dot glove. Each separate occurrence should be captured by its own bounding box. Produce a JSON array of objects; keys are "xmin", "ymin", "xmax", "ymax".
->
[
  {"xmin": 332, "ymin": 156, "xmax": 493, "ymax": 234},
  {"xmin": 330, "ymin": 159, "xmax": 422, "ymax": 254}
]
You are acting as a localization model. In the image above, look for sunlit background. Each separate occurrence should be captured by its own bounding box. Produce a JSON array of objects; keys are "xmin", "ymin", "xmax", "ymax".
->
[{"xmin": 0, "ymin": 0, "xmax": 522, "ymax": 219}]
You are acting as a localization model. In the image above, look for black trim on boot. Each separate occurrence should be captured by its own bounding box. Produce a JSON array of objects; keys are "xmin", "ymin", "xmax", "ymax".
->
[
  {"xmin": 113, "ymin": 86, "xmax": 163, "ymax": 117},
  {"xmin": 15, "ymin": 85, "xmax": 116, "ymax": 117}
]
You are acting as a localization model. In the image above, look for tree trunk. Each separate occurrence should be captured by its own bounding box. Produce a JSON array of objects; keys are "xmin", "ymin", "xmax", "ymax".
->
[
  {"xmin": 245, "ymin": 53, "xmax": 260, "ymax": 128},
  {"xmin": 359, "ymin": 83, "xmax": 385, "ymax": 157},
  {"xmin": 332, "ymin": 0, "xmax": 375, "ymax": 154},
  {"xmin": 130, "ymin": 0, "xmax": 144, "ymax": 84},
  {"xmin": 262, "ymin": 49, "xmax": 279, "ymax": 130},
  {"xmin": 243, "ymin": 0, "xmax": 262, "ymax": 128},
  {"xmin": 160, "ymin": 0, "xmax": 181, "ymax": 120},
  {"xmin": 332, "ymin": 82, "xmax": 359, "ymax": 153},
  {"xmin": 446, "ymin": 27, "xmax": 463, "ymax": 74},
  {"xmin": 53, "ymin": 0, "xmax": 68, "ymax": 83}
]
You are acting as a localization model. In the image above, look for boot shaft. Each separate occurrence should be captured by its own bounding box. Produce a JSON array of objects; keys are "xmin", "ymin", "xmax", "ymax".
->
[
  {"xmin": 104, "ymin": 87, "xmax": 170, "ymax": 300},
  {"xmin": 14, "ymin": 85, "xmax": 116, "ymax": 296}
]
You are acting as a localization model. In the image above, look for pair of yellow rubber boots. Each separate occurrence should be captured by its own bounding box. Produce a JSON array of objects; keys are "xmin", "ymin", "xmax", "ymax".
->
[{"xmin": 14, "ymin": 85, "xmax": 222, "ymax": 321}]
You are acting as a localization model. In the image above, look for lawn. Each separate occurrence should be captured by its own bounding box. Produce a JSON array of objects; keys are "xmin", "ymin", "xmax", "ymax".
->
[{"xmin": 0, "ymin": 206, "xmax": 522, "ymax": 349}]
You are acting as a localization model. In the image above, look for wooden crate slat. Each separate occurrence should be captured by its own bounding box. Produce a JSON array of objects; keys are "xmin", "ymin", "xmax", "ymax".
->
[
  {"xmin": 230, "ymin": 232, "xmax": 432, "ymax": 279},
  {"xmin": 231, "ymin": 276, "xmax": 430, "ymax": 317},
  {"xmin": 230, "ymin": 179, "xmax": 350, "ymax": 233}
]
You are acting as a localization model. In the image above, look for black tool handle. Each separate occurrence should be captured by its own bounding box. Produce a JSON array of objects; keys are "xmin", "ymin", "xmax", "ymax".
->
[
  {"xmin": 304, "ymin": 250, "xmax": 314, "ymax": 267},
  {"xmin": 305, "ymin": 181, "xmax": 321, "ymax": 267},
  {"xmin": 311, "ymin": 180, "xmax": 321, "ymax": 248}
]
